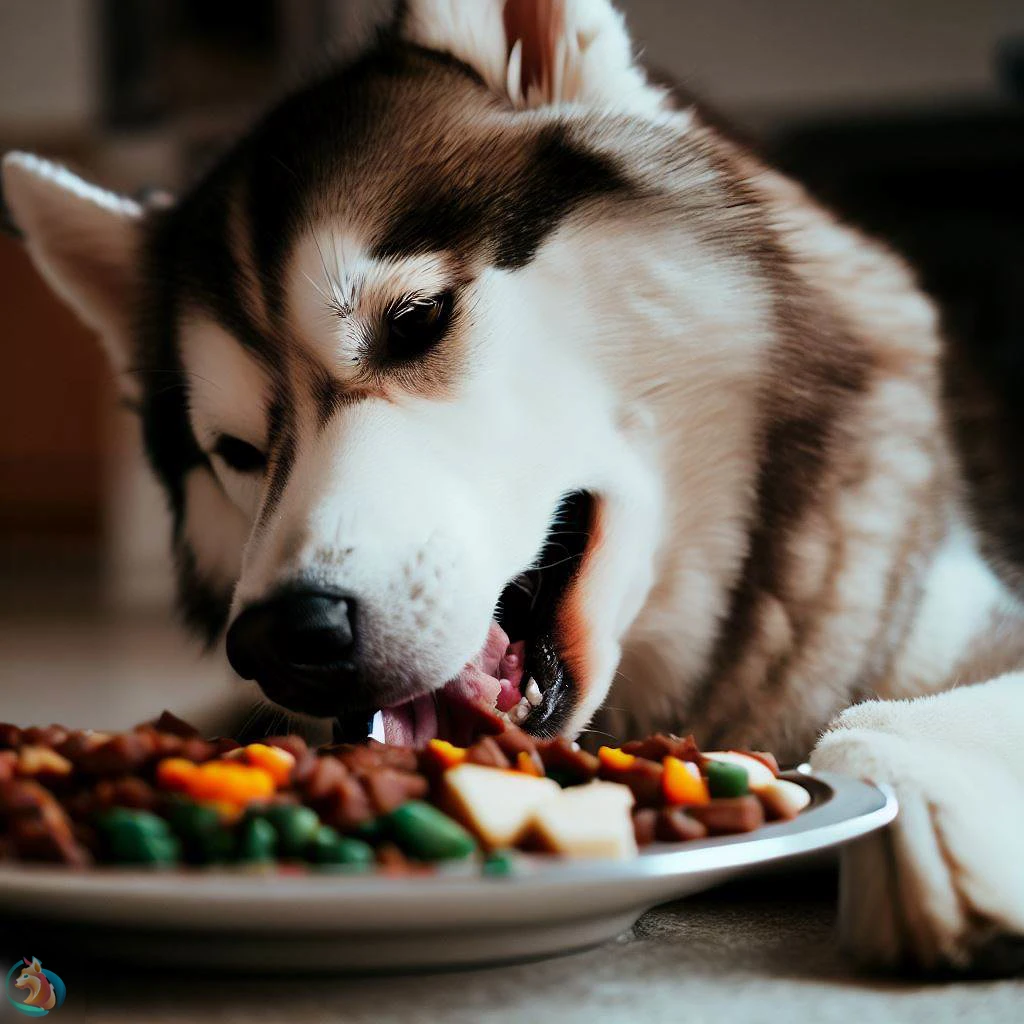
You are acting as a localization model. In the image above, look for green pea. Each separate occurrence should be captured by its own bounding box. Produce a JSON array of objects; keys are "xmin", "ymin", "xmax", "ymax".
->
[
  {"xmin": 237, "ymin": 816, "xmax": 278, "ymax": 863},
  {"xmin": 309, "ymin": 826, "xmax": 375, "ymax": 870},
  {"xmin": 98, "ymin": 807, "xmax": 169, "ymax": 837},
  {"xmin": 705, "ymin": 759, "xmax": 750, "ymax": 798},
  {"xmin": 95, "ymin": 809, "xmax": 181, "ymax": 865},
  {"xmin": 385, "ymin": 800, "xmax": 477, "ymax": 861},
  {"xmin": 165, "ymin": 800, "xmax": 235, "ymax": 864},
  {"xmin": 261, "ymin": 804, "xmax": 321, "ymax": 857},
  {"xmin": 482, "ymin": 850, "xmax": 516, "ymax": 877}
]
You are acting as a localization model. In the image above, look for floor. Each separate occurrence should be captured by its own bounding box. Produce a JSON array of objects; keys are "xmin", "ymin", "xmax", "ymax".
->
[
  {"xmin": 1, "ymin": 588, "xmax": 1022, "ymax": 1023},
  {"xmin": 6, "ymin": 881, "xmax": 1023, "ymax": 1024}
]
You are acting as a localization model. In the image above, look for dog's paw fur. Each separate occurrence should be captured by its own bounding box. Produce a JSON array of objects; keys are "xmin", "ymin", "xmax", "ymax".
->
[{"xmin": 811, "ymin": 677, "xmax": 1024, "ymax": 975}]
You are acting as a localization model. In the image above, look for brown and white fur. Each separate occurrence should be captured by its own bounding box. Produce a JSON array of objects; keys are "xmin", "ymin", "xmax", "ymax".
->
[{"xmin": 3, "ymin": 0, "xmax": 1023, "ymax": 975}]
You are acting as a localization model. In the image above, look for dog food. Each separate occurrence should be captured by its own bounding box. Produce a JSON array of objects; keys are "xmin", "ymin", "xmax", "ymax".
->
[{"xmin": 0, "ymin": 712, "xmax": 810, "ymax": 873}]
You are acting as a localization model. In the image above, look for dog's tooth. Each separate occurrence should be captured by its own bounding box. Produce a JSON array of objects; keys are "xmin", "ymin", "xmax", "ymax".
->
[
  {"xmin": 510, "ymin": 700, "xmax": 530, "ymax": 724},
  {"xmin": 525, "ymin": 678, "xmax": 542, "ymax": 706}
]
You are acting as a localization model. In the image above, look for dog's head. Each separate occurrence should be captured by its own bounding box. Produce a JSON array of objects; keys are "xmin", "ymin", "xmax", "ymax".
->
[{"xmin": 4, "ymin": 0, "xmax": 767, "ymax": 741}]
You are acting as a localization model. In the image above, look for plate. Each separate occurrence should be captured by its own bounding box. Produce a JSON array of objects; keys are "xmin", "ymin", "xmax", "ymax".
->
[{"xmin": 0, "ymin": 770, "xmax": 896, "ymax": 972}]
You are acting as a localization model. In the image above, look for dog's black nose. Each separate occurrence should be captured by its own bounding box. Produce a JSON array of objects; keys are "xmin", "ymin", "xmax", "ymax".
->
[{"xmin": 225, "ymin": 587, "xmax": 358, "ymax": 716}]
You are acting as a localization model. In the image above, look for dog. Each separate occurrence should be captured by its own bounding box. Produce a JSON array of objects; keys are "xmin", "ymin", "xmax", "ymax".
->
[{"xmin": 4, "ymin": 0, "xmax": 1023, "ymax": 976}]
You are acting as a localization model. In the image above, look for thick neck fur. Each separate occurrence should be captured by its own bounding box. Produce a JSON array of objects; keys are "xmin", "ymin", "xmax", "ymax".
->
[{"xmin": 585, "ymin": 131, "xmax": 1021, "ymax": 761}]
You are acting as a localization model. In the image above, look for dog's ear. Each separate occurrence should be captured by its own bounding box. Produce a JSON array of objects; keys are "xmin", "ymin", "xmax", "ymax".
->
[
  {"xmin": 2, "ymin": 151, "xmax": 145, "ymax": 385},
  {"xmin": 398, "ymin": 0, "xmax": 665, "ymax": 114}
]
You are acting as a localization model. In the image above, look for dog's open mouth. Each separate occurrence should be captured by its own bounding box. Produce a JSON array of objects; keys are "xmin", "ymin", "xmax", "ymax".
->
[{"xmin": 371, "ymin": 491, "xmax": 596, "ymax": 747}]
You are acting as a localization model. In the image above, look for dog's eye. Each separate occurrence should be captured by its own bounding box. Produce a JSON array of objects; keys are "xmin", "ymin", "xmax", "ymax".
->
[
  {"xmin": 384, "ymin": 292, "xmax": 454, "ymax": 360},
  {"xmin": 213, "ymin": 435, "xmax": 266, "ymax": 474}
]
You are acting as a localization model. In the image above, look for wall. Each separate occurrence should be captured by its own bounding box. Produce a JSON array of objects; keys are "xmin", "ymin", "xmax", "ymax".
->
[
  {"xmin": 624, "ymin": 0, "xmax": 1022, "ymax": 124},
  {"xmin": 0, "ymin": 0, "xmax": 98, "ymax": 139}
]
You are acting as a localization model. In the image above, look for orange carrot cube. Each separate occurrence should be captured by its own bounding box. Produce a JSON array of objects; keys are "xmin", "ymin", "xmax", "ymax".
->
[
  {"xmin": 662, "ymin": 755, "xmax": 710, "ymax": 806},
  {"xmin": 426, "ymin": 739, "xmax": 468, "ymax": 770},
  {"xmin": 243, "ymin": 743, "xmax": 295, "ymax": 786},
  {"xmin": 156, "ymin": 757, "xmax": 199, "ymax": 792},
  {"xmin": 598, "ymin": 746, "xmax": 637, "ymax": 771},
  {"xmin": 516, "ymin": 751, "xmax": 542, "ymax": 776}
]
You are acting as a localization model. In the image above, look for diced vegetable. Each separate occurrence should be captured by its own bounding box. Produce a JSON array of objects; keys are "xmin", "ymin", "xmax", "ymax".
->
[
  {"xmin": 309, "ymin": 826, "xmax": 375, "ymax": 869},
  {"xmin": 703, "ymin": 751, "xmax": 774, "ymax": 792},
  {"xmin": 156, "ymin": 757, "xmax": 198, "ymax": 792},
  {"xmin": 242, "ymin": 743, "xmax": 296, "ymax": 786},
  {"xmin": 516, "ymin": 751, "xmax": 542, "ymax": 777},
  {"xmin": 157, "ymin": 757, "xmax": 277, "ymax": 808},
  {"xmin": 662, "ymin": 755, "xmax": 711, "ymax": 806},
  {"xmin": 386, "ymin": 800, "xmax": 477, "ymax": 861},
  {"xmin": 442, "ymin": 763, "xmax": 560, "ymax": 848},
  {"xmin": 186, "ymin": 762, "xmax": 276, "ymax": 805},
  {"xmin": 95, "ymin": 808, "xmax": 181, "ymax": 865},
  {"xmin": 597, "ymin": 746, "xmax": 637, "ymax": 771},
  {"xmin": 165, "ymin": 800, "xmax": 235, "ymax": 863},
  {"xmin": 482, "ymin": 849, "xmax": 516, "ymax": 877},
  {"xmin": 237, "ymin": 816, "xmax": 278, "ymax": 863},
  {"xmin": 705, "ymin": 759, "xmax": 750, "ymax": 798},
  {"xmin": 261, "ymin": 804, "xmax": 321, "ymax": 857},
  {"xmin": 425, "ymin": 738, "xmax": 467, "ymax": 770}
]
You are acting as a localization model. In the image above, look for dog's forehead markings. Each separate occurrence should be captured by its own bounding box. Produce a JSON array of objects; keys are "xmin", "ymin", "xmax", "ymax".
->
[{"xmin": 287, "ymin": 222, "xmax": 458, "ymax": 374}]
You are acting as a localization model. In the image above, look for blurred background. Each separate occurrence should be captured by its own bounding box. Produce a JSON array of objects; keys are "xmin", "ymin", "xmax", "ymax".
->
[{"xmin": 1, "ymin": 0, "xmax": 1023, "ymax": 729}]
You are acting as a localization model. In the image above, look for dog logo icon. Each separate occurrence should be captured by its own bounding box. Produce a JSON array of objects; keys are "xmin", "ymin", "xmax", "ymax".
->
[{"xmin": 5, "ymin": 957, "xmax": 66, "ymax": 1016}]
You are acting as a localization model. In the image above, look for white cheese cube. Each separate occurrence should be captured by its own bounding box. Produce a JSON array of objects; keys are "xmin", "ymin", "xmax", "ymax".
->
[
  {"xmin": 442, "ymin": 763, "xmax": 561, "ymax": 848},
  {"xmin": 528, "ymin": 781, "xmax": 637, "ymax": 860}
]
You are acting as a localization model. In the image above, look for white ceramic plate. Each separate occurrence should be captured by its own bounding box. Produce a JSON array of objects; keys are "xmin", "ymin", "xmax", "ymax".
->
[{"xmin": 0, "ymin": 770, "xmax": 895, "ymax": 972}]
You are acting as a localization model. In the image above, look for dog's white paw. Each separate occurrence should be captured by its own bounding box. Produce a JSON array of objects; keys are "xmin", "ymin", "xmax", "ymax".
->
[{"xmin": 811, "ymin": 697, "xmax": 1024, "ymax": 975}]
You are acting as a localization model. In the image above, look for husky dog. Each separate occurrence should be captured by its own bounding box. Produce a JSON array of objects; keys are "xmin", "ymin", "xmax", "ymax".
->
[{"xmin": 4, "ymin": 0, "xmax": 1023, "ymax": 975}]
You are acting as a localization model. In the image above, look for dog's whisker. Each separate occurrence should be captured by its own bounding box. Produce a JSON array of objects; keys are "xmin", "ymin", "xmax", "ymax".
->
[{"xmin": 576, "ymin": 727, "xmax": 619, "ymax": 741}]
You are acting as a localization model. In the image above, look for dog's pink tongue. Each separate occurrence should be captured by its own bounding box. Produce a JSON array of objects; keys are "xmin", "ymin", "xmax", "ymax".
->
[
  {"xmin": 381, "ymin": 693, "xmax": 437, "ymax": 747},
  {"xmin": 380, "ymin": 621, "xmax": 525, "ymax": 746}
]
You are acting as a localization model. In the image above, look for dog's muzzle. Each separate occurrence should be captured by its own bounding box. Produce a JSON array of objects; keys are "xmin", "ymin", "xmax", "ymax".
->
[{"xmin": 225, "ymin": 586, "xmax": 359, "ymax": 716}]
